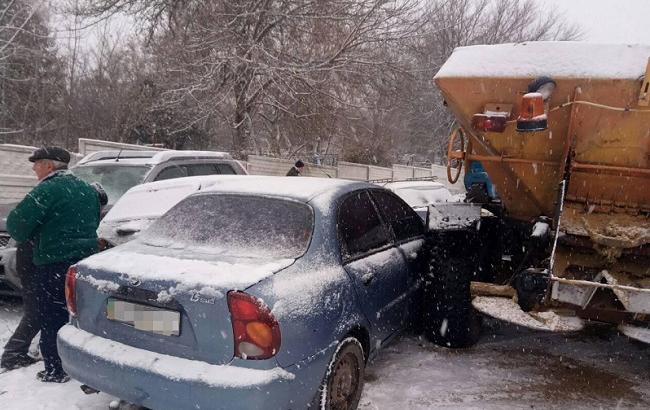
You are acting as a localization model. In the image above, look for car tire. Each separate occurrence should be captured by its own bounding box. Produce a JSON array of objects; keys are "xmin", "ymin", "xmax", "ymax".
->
[
  {"xmin": 313, "ymin": 337, "xmax": 365, "ymax": 410},
  {"xmin": 423, "ymin": 232, "xmax": 481, "ymax": 348}
]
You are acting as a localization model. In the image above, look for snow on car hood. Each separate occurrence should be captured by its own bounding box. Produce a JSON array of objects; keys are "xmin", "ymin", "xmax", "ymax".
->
[
  {"xmin": 97, "ymin": 218, "xmax": 156, "ymax": 246},
  {"xmin": 78, "ymin": 248, "xmax": 295, "ymax": 291}
]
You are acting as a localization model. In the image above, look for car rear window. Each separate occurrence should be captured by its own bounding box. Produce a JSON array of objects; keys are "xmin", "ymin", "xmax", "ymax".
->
[{"xmin": 141, "ymin": 194, "xmax": 313, "ymax": 259}]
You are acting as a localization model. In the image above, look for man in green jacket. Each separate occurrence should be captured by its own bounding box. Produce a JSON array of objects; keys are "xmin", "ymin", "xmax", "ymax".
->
[{"xmin": 6, "ymin": 147, "xmax": 100, "ymax": 383}]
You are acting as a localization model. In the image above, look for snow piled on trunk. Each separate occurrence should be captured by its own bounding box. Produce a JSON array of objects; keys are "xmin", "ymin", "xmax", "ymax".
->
[{"xmin": 79, "ymin": 250, "xmax": 294, "ymax": 290}]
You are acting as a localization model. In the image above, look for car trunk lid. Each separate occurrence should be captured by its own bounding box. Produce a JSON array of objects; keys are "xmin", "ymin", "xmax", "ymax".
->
[{"xmin": 72, "ymin": 247, "xmax": 294, "ymax": 365}]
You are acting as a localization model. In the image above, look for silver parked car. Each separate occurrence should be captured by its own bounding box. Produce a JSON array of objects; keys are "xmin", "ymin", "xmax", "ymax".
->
[
  {"xmin": 71, "ymin": 150, "xmax": 248, "ymax": 207},
  {"xmin": 0, "ymin": 150, "xmax": 247, "ymax": 295},
  {"xmin": 98, "ymin": 175, "xmax": 238, "ymax": 247},
  {"xmin": 0, "ymin": 204, "xmax": 20, "ymax": 295}
]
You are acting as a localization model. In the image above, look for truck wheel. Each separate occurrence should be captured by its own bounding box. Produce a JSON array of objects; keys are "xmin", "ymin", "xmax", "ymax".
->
[
  {"xmin": 423, "ymin": 242, "xmax": 481, "ymax": 348},
  {"xmin": 465, "ymin": 183, "xmax": 490, "ymax": 204},
  {"xmin": 313, "ymin": 337, "xmax": 365, "ymax": 410}
]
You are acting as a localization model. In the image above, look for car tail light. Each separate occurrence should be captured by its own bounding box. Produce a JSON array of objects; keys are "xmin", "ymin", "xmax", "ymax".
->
[
  {"xmin": 227, "ymin": 291, "xmax": 281, "ymax": 360},
  {"xmin": 516, "ymin": 92, "xmax": 548, "ymax": 132},
  {"xmin": 472, "ymin": 114, "xmax": 507, "ymax": 132},
  {"xmin": 65, "ymin": 265, "xmax": 77, "ymax": 315}
]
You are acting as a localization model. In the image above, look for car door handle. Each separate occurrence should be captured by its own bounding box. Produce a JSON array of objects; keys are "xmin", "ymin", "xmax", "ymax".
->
[{"xmin": 362, "ymin": 272, "xmax": 374, "ymax": 286}]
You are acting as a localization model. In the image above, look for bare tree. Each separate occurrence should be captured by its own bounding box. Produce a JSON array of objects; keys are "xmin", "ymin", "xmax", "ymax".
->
[
  {"xmin": 0, "ymin": 0, "xmax": 64, "ymax": 145},
  {"xmin": 8, "ymin": 0, "xmax": 581, "ymax": 164},
  {"xmin": 76, "ymin": 0, "xmax": 423, "ymax": 158}
]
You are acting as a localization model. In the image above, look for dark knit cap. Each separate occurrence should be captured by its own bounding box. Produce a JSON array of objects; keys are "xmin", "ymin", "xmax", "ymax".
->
[{"xmin": 295, "ymin": 160, "xmax": 305, "ymax": 168}]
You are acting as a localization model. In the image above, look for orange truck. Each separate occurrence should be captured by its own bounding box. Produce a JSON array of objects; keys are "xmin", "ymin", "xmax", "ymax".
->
[{"xmin": 427, "ymin": 42, "xmax": 650, "ymax": 346}]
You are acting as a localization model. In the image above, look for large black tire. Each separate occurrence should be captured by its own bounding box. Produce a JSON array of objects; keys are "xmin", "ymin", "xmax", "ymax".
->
[
  {"xmin": 423, "ymin": 232, "xmax": 481, "ymax": 348},
  {"xmin": 465, "ymin": 183, "xmax": 490, "ymax": 204},
  {"xmin": 314, "ymin": 338, "xmax": 365, "ymax": 410}
]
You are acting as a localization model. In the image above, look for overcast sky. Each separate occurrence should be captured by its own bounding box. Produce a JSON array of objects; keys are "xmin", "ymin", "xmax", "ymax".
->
[{"xmin": 538, "ymin": 0, "xmax": 650, "ymax": 43}]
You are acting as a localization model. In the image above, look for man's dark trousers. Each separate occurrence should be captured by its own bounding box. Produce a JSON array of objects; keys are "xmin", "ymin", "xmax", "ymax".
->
[
  {"xmin": 1, "ymin": 242, "xmax": 39, "ymax": 365},
  {"xmin": 35, "ymin": 260, "xmax": 74, "ymax": 376}
]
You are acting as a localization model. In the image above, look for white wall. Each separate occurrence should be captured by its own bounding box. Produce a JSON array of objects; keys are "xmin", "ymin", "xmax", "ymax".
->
[
  {"xmin": 246, "ymin": 155, "xmax": 294, "ymax": 176},
  {"xmin": 392, "ymin": 164, "xmax": 415, "ymax": 180},
  {"xmin": 368, "ymin": 165, "xmax": 393, "ymax": 180},
  {"xmin": 246, "ymin": 155, "xmax": 338, "ymax": 178},
  {"xmin": 338, "ymin": 162, "xmax": 369, "ymax": 180},
  {"xmin": 1, "ymin": 140, "xmax": 459, "ymax": 204},
  {"xmin": 431, "ymin": 164, "xmax": 448, "ymax": 181},
  {"xmin": 414, "ymin": 166, "xmax": 434, "ymax": 179},
  {"xmin": 0, "ymin": 174, "xmax": 37, "ymax": 204},
  {"xmin": 431, "ymin": 164, "xmax": 465, "ymax": 193},
  {"xmin": 0, "ymin": 144, "xmax": 77, "ymax": 203}
]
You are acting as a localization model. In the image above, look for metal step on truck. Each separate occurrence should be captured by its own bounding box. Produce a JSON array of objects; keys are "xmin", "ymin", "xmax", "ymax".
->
[{"xmin": 422, "ymin": 41, "xmax": 650, "ymax": 348}]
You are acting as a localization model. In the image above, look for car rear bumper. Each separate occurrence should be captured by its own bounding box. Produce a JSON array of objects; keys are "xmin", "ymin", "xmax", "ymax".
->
[{"xmin": 58, "ymin": 325, "xmax": 329, "ymax": 410}]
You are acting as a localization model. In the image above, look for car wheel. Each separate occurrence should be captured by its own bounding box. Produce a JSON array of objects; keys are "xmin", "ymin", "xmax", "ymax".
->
[
  {"xmin": 423, "ymin": 232, "xmax": 481, "ymax": 348},
  {"xmin": 316, "ymin": 337, "xmax": 365, "ymax": 410}
]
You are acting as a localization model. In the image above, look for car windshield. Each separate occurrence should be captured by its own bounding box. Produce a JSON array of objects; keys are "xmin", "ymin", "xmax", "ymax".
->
[
  {"xmin": 140, "ymin": 194, "xmax": 314, "ymax": 259},
  {"xmin": 71, "ymin": 165, "xmax": 151, "ymax": 205}
]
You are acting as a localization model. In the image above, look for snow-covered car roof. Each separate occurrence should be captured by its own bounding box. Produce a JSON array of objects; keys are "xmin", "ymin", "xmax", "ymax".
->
[
  {"xmin": 77, "ymin": 150, "xmax": 232, "ymax": 166},
  {"xmin": 74, "ymin": 158, "xmax": 155, "ymax": 167},
  {"xmin": 104, "ymin": 175, "xmax": 372, "ymax": 223},
  {"xmin": 435, "ymin": 42, "xmax": 650, "ymax": 79},
  {"xmin": 199, "ymin": 175, "xmax": 372, "ymax": 202}
]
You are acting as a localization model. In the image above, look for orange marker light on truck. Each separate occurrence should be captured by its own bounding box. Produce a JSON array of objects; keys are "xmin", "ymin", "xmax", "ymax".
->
[{"xmin": 516, "ymin": 92, "xmax": 548, "ymax": 132}]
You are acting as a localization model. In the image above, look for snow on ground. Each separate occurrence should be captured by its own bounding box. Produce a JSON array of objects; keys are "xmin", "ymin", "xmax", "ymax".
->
[
  {"xmin": 2, "ymin": 298, "xmax": 649, "ymax": 410},
  {"xmin": 0, "ymin": 299, "xmax": 113, "ymax": 410},
  {"xmin": 362, "ymin": 322, "xmax": 650, "ymax": 410}
]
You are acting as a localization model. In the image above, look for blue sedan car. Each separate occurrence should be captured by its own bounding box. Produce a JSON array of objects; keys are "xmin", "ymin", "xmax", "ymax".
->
[{"xmin": 57, "ymin": 176, "xmax": 428, "ymax": 410}]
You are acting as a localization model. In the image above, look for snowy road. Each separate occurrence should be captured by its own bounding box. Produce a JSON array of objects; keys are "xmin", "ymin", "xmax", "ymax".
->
[{"xmin": 2, "ymin": 298, "xmax": 649, "ymax": 409}]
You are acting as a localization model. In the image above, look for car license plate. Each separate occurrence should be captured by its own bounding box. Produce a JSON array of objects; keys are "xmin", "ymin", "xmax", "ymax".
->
[{"xmin": 106, "ymin": 298, "xmax": 180, "ymax": 336}]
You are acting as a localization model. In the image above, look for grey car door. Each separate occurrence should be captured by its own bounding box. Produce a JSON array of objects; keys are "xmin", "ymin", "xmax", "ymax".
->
[
  {"xmin": 369, "ymin": 189, "xmax": 427, "ymax": 319},
  {"xmin": 339, "ymin": 190, "xmax": 411, "ymax": 342}
]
